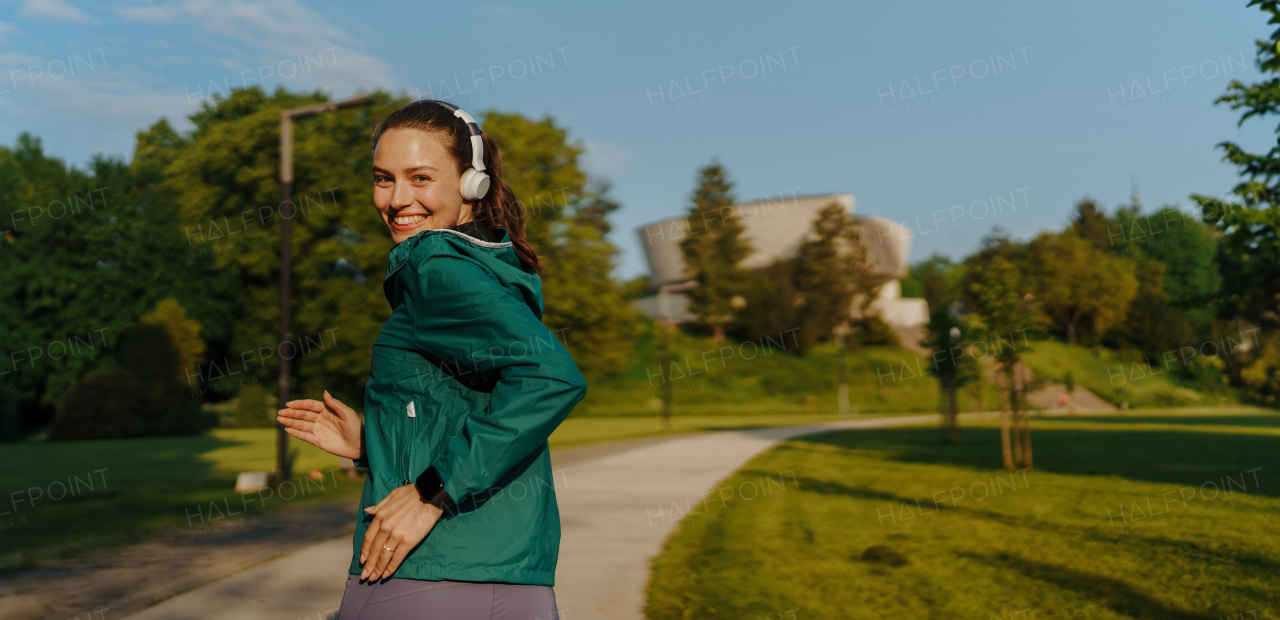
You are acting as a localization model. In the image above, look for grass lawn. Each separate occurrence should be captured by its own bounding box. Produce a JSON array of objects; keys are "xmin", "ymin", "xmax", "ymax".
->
[
  {"xmin": 0, "ymin": 428, "xmax": 367, "ymax": 571},
  {"xmin": 645, "ymin": 406, "xmax": 1280, "ymax": 619}
]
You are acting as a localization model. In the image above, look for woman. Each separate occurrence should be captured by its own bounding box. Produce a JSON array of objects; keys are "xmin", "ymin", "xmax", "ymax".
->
[{"xmin": 275, "ymin": 99, "xmax": 587, "ymax": 619}]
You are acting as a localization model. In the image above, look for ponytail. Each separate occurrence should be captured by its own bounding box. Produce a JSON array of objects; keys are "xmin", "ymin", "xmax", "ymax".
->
[{"xmin": 475, "ymin": 132, "xmax": 543, "ymax": 274}]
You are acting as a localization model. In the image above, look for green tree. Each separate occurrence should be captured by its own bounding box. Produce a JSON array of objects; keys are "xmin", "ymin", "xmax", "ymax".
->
[
  {"xmin": 1020, "ymin": 231, "xmax": 1138, "ymax": 346},
  {"xmin": 909, "ymin": 253, "xmax": 959, "ymax": 311},
  {"xmin": 962, "ymin": 254, "xmax": 1038, "ymax": 469},
  {"xmin": 1188, "ymin": 0, "xmax": 1280, "ymax": 408},
  {"xmin": 0, "ymin": 134, "xmax": 235, "ymax": 438},
  {"xmin": 680, "ymin": 162, "xmax": 752, "ymax": 342},
  {"xmin": 140, "ymin": 299, "xmax": 207, "ymax": 380},
  {"xmin": 1104, "ymin": 258, "xmax": 1194, "ymax": 360},
  {"xmin": 1112, "ymin": 206, "xmax": 1221, "ymax": 327},
  {"xmin": 1187, "ymin": 12, "xmax": 1280, "ymax": 327},
  {"xmin": 728, "ymin": 260, "xmax": 799, "ymax": 347},
  {"xmin": 481, "ymin": 113, "xmax": 643, "ymax": 378},
  {"xmin": 789, "ymin": 202, "xmax": 879, "ymax": 353},
  {"xmin": 921, "ymin": 302, "xmax": 974, "ymax": 443},
  {"xmin": 156, "ymin": 86, "xmax": 393, "ymax": 407},
  {"xmin": 1069, "ymin": 198, "xmax": 1115, "ymax": 253}
]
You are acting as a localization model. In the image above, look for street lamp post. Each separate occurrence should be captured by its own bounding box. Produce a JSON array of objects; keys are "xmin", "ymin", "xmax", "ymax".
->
[{"xmin": 275, "ymin": 93, "xmax": 375, "ymax": 487}]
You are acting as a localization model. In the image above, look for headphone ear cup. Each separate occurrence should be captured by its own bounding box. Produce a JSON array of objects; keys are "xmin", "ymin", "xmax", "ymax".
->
[{"xmin": 460, "ymin": 169, "xmax": 491, "ymax": 201}]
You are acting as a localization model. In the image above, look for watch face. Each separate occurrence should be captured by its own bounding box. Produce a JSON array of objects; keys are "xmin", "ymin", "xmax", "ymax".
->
[{"xmin": 415, "ymin": 467, "xmax": 444, "ymax": 500}]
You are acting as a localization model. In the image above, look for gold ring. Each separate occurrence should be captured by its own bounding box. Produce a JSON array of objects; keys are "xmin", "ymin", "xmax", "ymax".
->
[{"xmin": 383, "ymin": 544, "xmax": 393, "ymax": 552}]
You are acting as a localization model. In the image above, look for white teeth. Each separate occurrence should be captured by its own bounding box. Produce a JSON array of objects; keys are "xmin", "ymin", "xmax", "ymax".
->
[{"xmin": 393, "ymin": 214, "xmax": 427, "ymax": 226}]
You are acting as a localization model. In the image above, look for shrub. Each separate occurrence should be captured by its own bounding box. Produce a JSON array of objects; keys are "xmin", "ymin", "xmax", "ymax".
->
[
  {"xmin": 50, "ymin": 319, "xmax": 205, "ymax": 440},
  {"xmin": 48, "ymin": 370, "xmax": 147, "ymax": 440},
  {"xmin": 227, "ymin": 382, "xmax": 277, "ymax": 428}
]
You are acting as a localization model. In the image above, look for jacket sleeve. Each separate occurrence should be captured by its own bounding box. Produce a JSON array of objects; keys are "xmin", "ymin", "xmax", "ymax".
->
[{"xmin": 406, "ymin": 251, "xmax": 587, "ymax": 507}]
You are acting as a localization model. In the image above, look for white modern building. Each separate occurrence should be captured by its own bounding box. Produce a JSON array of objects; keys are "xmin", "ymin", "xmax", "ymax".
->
[{"xmin": 632, "ymin": 192, "xmax": 928, "ymax": 329}]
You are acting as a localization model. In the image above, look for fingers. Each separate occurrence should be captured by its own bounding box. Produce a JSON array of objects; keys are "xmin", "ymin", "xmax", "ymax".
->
[
  {"xmin": 322, "ymin": 390, "xmax": 344, "ymax": 409},
  {"xmin": 380, "ymin": 544, "xmax": 412, "ymax": 580},
  {"xmin": 322, "ymin": 390, "xmax": 355, "ymax": 417},
  {"xmin": 361, "ymin": 524, "xmax": 394, "ymax": 580},
  {"xmin": 284, "ymin": 398, "xmax": 324, "ymax": 413},
  {"xmin": 275, "ymin": 410, "xmax": 315, "ymax": 435},
  {"xmin": 275, "ymin": 408, "xmax": 310, "ymax": 424},
  {"xmin": 367, "ymin": 536, "xmax": 398, "ymax": 580},
  {"xmin": 359, "ymin": 502, "xmax": 383, "ymax": 569}
]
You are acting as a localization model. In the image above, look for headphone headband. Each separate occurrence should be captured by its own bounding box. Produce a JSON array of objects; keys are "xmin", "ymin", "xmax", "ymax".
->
[{"xmin": 429, "ymin": 100, "xmax": 486, "ymax": 173}]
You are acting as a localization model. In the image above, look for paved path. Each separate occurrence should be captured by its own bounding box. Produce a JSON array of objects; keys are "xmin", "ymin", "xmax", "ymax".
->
[
  {"xmin": 113, "ymin": 434, "xmax": 702, "ymax": 620},
  {"xmin": 552, "ymin": 414, "xmax": 940, "ymax": 619},
  {"xmin": 112, "ymin": 409, "xmax": 1118, "ymax": 619}
]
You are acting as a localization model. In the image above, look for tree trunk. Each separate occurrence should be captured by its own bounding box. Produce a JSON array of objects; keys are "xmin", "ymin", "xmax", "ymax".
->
[
  {"xmin": 946, "ymin": 384, "xmax": 959, "ymax": 444},
  {"xmin": 973, "ymin": 381, "xmax": 985, "ymax": 427},
  {"xmin": 996, "ymin": 369, "xmax": 1013, "ymax": 470},
  {"xmin": 1008, "ymin": 366, "xmax": 1022, "ymax": 466},
  {"xmin": 1018, "ymin": 361, "xmax": 1033, "ymax": 469},
  {"xmin": 942, "ymin": 381, "xmax": 952, "ymax": 440},
  {"xmin": 712, "ymin": 323, "xmax": 725, "ymax": 343}
]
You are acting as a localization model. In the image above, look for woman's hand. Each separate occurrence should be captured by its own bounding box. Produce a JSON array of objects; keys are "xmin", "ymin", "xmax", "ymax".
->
[
  {"xmin": 276, "ymin": 390, "xmax": 363, "ymax": 461},
  {"xmin": 359, "ymin": 484, "xmax": 444, "ymax": 581}
]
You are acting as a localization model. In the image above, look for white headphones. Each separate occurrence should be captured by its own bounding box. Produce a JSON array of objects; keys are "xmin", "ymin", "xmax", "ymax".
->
[{"xmin": 428, "ymin": 100, "xmax": 491, "ymax": 201}]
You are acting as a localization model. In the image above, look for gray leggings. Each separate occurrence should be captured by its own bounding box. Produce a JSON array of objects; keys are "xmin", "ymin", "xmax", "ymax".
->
[{"xmin": 337, "ymin": 574, "xmax": 561, "ymax": 619}]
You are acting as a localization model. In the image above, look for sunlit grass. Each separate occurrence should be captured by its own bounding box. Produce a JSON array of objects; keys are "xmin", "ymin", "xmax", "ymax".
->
[
  {"xmin": 1022, "ymin": 340, "xmax": 1237, "ymax": 409},
  {"xmin": 645, "ymin": 409, "xmax": 1279, "ymax": 619}
]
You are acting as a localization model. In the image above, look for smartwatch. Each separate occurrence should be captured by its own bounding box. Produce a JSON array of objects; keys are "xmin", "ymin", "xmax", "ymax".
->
[{"xmin": 413, "ymin": 466, "xmax": 454, "ymax": 510}]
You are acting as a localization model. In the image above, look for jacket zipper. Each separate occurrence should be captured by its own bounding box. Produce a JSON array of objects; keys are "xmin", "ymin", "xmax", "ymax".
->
[{"xmin": 401, "ymin": 399, "xmax": 416, "ymax": 486}]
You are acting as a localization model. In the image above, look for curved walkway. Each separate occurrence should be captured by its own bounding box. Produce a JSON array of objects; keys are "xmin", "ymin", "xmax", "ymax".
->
[
  {"xmin": 552, "ymin": 414, "xmax": 940, "ymax": 619},
  {"xmin": 107, "ymin": 410, "xmax": 1106, "ymax": 619},
  {"xmin": 106, "ymin": 415, "xmax": 941, "ymax": 619}
]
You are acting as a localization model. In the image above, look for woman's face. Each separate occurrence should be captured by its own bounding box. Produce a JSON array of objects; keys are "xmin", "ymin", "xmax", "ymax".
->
[{"xmin": 372, "ymin": 127, "xmax": 473, "ymax": 245}]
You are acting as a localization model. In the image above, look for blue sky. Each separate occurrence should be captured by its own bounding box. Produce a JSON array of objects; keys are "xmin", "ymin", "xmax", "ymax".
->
[{"xmin": 0, "ymin": 0, "xmax": 1272, "ymax": 281}]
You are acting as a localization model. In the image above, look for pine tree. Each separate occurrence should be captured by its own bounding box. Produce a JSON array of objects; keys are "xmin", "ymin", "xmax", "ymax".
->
[
  {"xmin": 1069, "ymin": 198, "xmax": 1115, "ymax": 253},
  {"xmin": 790, "ymin": 202, "xmax": 880, "ymax": 353},
  {"xmin": 679, "ymin": 162, "xmax": 751, "ymax": 342}
]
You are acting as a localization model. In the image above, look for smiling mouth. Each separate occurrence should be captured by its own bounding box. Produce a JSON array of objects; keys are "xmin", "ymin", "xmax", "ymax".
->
[{"xmin": 390, "ymin": 213, "xmax": 428, "ymax": 231}]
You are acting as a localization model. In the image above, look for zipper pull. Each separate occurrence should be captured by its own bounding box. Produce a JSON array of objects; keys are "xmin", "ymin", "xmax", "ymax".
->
[{"xmin": 407, "ymin": 401, "xmax": 416, "ymax": 417}]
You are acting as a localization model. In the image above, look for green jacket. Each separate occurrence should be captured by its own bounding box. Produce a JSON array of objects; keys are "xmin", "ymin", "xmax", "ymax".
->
[{"xmin": 348, "ymin": 223, "xmax": 587, "ymax": 586}]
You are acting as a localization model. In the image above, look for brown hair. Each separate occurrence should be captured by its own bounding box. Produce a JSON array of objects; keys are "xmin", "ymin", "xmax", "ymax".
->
[{"xmin": 371, "ymin": 99, "xmax": 543, "ymax": 273}]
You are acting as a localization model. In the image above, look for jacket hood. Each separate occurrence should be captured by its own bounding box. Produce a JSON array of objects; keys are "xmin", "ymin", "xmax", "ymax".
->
[{"xmin": 385, "ymin": 225, "xmax": 544, "ymax": 320}]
